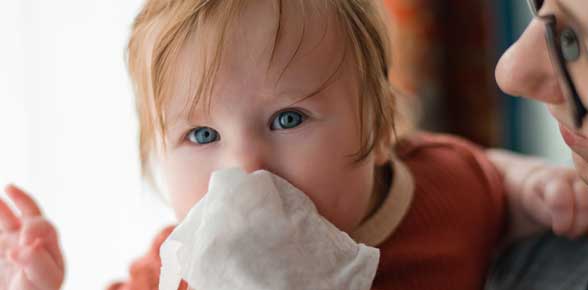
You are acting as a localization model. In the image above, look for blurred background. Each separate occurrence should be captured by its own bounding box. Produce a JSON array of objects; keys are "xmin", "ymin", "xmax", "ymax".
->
[
  {"xmin": 383, "ymin": 0, "xmax": 571, "ymax": 161},
  {"xmin": 0, "ymin": 0, "xmax": 574, "ymax": 290}
]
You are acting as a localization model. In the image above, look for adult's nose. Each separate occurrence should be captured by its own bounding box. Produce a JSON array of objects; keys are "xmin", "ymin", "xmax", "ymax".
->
[{"xmin": 495, "ymin": 19, "xmax": 564, "ymax": 104}]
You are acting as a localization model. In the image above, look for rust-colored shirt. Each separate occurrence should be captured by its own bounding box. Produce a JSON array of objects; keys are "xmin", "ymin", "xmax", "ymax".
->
[{"xmin": 108, "ymin": 133, "xmax": 506, "ymax": 290}]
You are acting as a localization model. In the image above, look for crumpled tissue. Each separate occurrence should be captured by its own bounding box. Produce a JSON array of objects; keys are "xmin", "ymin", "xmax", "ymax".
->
[{"xmin": 159, "ymin": 168, "xmax": 380, "ymax": 290}]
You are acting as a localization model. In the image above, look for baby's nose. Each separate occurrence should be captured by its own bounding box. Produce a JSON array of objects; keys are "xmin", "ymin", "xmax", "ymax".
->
[
  {"xmin": 224, "ymin": 141, "xmax": 270, "ymax": 173},
  {"xmin": 496, "ymin": 19, "xmax": 564, "ymax": 104}
]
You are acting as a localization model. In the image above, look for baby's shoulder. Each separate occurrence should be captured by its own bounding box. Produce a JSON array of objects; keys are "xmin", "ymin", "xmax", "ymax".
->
[
  {"xmin": 395, "ymin": 132, "xmax": 485, "ymax": 159},
  {"xmin": 393, "ymin": 132, "xmax": 503, "ymax": 196}
]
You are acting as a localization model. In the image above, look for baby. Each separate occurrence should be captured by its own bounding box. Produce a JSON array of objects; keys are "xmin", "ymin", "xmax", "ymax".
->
[{"xmin": 1, "ymin": 0, "xmax": 588, "ymax": 289}]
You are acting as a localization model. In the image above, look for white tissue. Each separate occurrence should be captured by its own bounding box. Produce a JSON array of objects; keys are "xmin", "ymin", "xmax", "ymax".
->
[{"xmin": 159, "ymin": 168, "xmax": 380, "ymax": 290}]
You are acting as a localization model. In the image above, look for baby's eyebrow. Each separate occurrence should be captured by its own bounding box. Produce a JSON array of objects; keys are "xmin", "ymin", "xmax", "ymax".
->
[
  {"xmin": 277, "ymin": 70, "xmax": 343, "ymax": 107},
  {"xmin": 165, "ymin": 108, "xmax": 209, "ymax": 133},
  {"xmin": 278, "ymin": 87, "xmax": 327, "ymax": 107},
  {"xmin": 164, "ymin": 118, "xmax": 189, "ymax": 137},
  {"xmin": 276, "ymin": 44, "xmax": 347, "ymax": 106}
]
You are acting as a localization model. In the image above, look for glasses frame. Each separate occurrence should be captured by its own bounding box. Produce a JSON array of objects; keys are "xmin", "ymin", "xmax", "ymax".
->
[{"xmin": 527, "ymin": 0, "xmax": 587, "ymax": 128}]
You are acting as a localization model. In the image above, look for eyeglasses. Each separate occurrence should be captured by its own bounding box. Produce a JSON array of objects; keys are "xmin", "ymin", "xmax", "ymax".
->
[{"xmin": 527, "ymin": 0, "xmax": 587, "ymax": 128}]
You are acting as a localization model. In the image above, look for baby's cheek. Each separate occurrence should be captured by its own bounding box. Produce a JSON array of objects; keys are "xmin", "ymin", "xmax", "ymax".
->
[
  {"xmin": 311, "ymin": 178, "xmax": 373, "ymax": 233},
  {"xmin": 167, "ymin": 172, "xmax": 211, "ymax": 220},
  {"xmin": 161, "ymin": 152, "xmax": 215, "ymax": 220},
  {"xmin": 173, "ymin": 195, "xmax": 204, "ymax": 220}
]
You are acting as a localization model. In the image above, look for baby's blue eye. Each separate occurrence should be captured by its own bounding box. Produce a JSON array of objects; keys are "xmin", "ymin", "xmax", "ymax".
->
[
  {"xmin": 187, "ymin": 127, "xmax": 219, "ymax": 144},
  {"xmin": 271, "ymin": 111, "xmax": 304, "ymax": 130}
]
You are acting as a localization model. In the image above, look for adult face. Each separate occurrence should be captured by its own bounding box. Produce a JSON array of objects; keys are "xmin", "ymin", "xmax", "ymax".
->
[{"xmin": 496, "ymin": 0, "xmax": 588, "ymax": 181}]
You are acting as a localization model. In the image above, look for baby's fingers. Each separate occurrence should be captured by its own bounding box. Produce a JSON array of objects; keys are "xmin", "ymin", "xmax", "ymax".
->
[
  {"xmin": 19, "ymin": 217, "xmax": 63, "ymax": 268},
  {"xmin": 544, "ymin": 181, "xmax": 575, "ymax": 236},
  {"xmin": 8, "ymin": 239, "xmax": 64, "ymax": 290},
  {"xmin": 522, "ymin": 184, "xmax": 552, "ymax": 226},
  {"xmin": 0, "ymin": 196, "xmax": 21, "ymax": 231},
  {"xmin": 5, "ymin": 185, "xmax": 42, "ymax": 218},
  {"xmin": 569, "ymin": 180, "xmax": 588, "ymax": 237},
  {"xmin": 8, "ymin": 271, "xmax": 39, "ymax": 290}
]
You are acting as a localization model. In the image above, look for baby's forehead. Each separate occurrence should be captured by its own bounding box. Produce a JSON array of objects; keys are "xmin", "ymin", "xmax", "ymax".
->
[{"xmin": 167, "ymin": 0, "xmax": 352, "ymax": 113}]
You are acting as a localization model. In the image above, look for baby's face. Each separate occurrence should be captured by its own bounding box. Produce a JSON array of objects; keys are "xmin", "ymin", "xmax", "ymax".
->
[{"xmin": 159, "ymin": 1, "xmax": 388, "ymax": 233}]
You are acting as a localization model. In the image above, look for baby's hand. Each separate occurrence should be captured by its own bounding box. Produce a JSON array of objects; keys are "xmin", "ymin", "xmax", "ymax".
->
[
  {"xmin": 520, "ymin": 166, "xmax": 588, "ymax": 238},
  {"xmin": 0, "ymin": 185, "xmax": 64, "ymax": 290}
]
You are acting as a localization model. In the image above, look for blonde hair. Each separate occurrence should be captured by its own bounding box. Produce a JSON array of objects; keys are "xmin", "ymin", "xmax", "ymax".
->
[{"xmin": 127, "ymin": 0, "xmax": 398, "ymax": 183}]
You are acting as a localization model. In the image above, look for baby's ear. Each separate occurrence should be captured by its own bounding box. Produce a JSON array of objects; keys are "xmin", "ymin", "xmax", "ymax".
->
[{"xmin": 373, "ymin": 136, "xmax": 391, "ymax": 166}]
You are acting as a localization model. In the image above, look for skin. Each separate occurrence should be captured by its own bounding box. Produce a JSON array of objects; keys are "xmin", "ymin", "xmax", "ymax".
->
[
  {"xmin": 495, "ymin": 0, "xmax": 588, "ymax": 183},
  {"xmin": 494, "ymin": 0, "xmax": 588, "ymax": 239},
  {"xmin": 159, "ymin": 0, "xmax": 389, "ymax": 233},
  {"xmin": 2, "ymin": 1, "xmax": 588, "ymax": 289},
  {"xmin": 0, "ymin": 185, "xmax": 64, "ymax": 290},
  {"xmin": 488, "ymin": 149, "xmax": 588, "ymax": 240},
  {"xmin": 0, "ymin": 3, "xmax": 388, "ymax": 289},
  {"xmin": 160, "ymin": 0, "xmax": 588, "ymax": 246}
]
